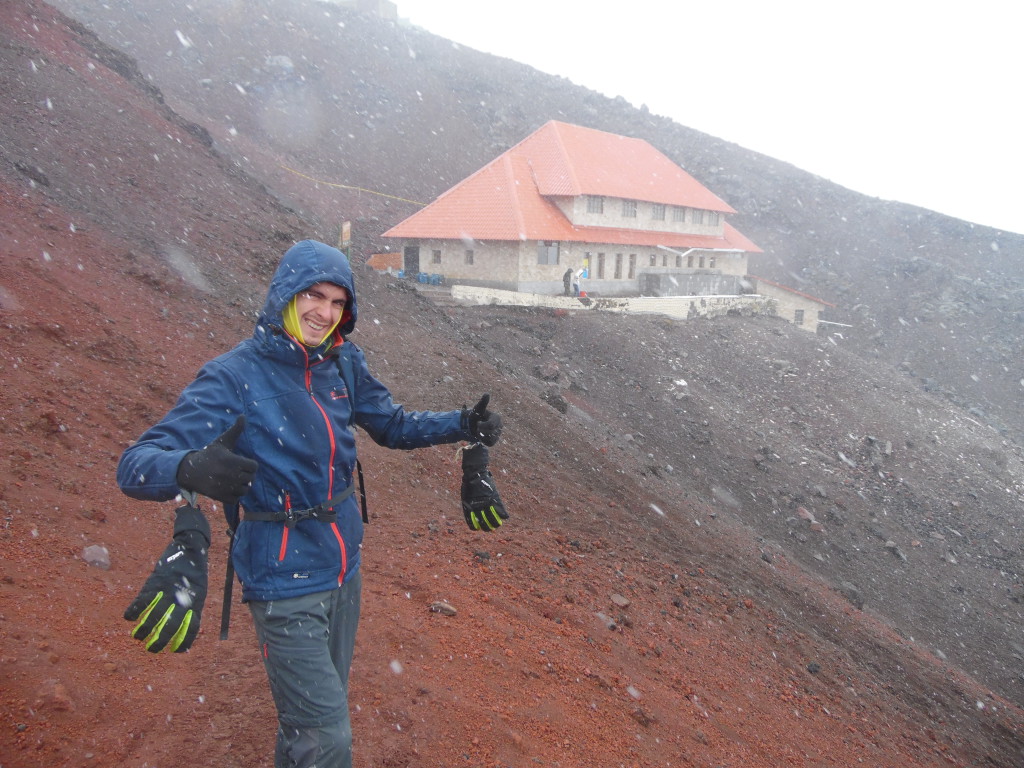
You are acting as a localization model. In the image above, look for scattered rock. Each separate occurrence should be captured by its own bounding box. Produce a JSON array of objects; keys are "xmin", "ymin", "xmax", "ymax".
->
[
  {"xmin": 534, "ymin": 361, "xmax": 561, "ymax": 381},
  {"xmin": 840, "ymin": 581, "xmax": 864, "ymax": 609},
  {"xmin": 884, "ymin": 541, "xmax": 908, "ymax": 562},
  {"xmin": 82, "ymin": 544, "xmax": 110, "ymax": 570},
  {"xmin": 630, "ymin": 707, "xmax": 657, "ymax": 727},
  {"xmin": 541, "ymin": 388, "xmax": 569, "ymax": 413},
  {"xmin": 35, "ymin": 679, "xmax": 74, "ymax": 712},
  {"xmin": 429, "ymin": 602, "xmax": 457, "ymax": 616}
]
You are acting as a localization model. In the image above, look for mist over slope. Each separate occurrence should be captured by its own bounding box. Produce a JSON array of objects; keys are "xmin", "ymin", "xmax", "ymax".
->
[
  {"xmin": 3, "ymin": 1, "xmax": 1024, "ymax": 766},
  {"xmin": 54, "ymin": 0, "xmax": 1024, "ymax": 447}
]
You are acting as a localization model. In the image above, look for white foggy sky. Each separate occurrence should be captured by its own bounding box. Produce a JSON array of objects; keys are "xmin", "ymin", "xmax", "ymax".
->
[{"xmin": 398, "ymin": 0, "xmax": 1022, "ymax": 235}]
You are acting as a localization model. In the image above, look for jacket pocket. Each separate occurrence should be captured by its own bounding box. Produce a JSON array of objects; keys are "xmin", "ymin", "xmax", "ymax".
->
[{"xmin": 269, "ymin": 521, "xmax": 344, "ymax": 579}]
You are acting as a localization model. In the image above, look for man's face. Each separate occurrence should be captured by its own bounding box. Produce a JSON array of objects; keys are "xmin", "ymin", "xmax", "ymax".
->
[{"xmin": 293, "ymin": 282, "xmax": 348, "ymax": 345}]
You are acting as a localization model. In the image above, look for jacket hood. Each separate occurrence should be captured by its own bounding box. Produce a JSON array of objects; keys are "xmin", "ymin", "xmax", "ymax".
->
[{"xmin": 259, "ymin": 240, "xmax": 357, "ymax": 336}]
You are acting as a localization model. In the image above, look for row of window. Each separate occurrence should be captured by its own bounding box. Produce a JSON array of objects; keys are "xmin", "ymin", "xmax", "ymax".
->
[
  {"xmin": 586, "ymin": 195, "xmax": 720, "ymax": 225},
  {"xmin": 432, "ymin": 248, "xmax": 473, "ymax": 265},
  {"xmin": 430, "ymin": 244, "xmax": 718, "ymax": 276},
  {"xmin": 580, "ymin": 250, "xmax": 717, "ymax": 280},
  {"xmin": 648, "ymin": 252, "xmax": 716, "ymax": 269}
]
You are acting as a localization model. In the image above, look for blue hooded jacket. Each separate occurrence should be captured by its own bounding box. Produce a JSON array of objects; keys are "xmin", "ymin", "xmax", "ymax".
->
[{"xmin": 117, "ymin": 240, "xmax": 471, "ymax": 601}]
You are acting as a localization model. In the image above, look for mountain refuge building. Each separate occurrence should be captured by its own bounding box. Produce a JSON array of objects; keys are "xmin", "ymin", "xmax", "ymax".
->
[{"xmin": 382, "ymin": 120, "xmax": 829, "ymax": 329}]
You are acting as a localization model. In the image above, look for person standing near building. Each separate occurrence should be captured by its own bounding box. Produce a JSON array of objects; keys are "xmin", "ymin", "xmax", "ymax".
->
[
  {"xmin": 563, "ymin": 266, "xmax": 573, "ymax": 296},
  {"xmin": 117, "ymin": 239, "xmax": 506, "ymax": 768}
]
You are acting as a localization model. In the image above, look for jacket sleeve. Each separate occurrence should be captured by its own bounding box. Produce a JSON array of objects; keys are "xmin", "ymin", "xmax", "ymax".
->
[
  {"xmin": 116, "ymin": 358, "xmax": 248, "ymax": 502},
  {"xmin": 345, "ymin": 343, "xmax": 471, "ymax": 449}
]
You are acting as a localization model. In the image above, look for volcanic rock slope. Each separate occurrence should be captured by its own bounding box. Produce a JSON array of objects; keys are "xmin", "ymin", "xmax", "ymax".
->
[
  {"xmin": 2, "ymin": 2, "xmax": 1024, "ymax": 767},
  {"xmin": 52, "ymin": 0, "xmax": 1024, "ymax": 448}
]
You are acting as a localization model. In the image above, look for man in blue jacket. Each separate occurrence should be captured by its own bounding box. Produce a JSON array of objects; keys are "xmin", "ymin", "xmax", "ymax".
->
[{"xmin": 117, "ymin": 239, "xmax": 505, "ymax": 768}]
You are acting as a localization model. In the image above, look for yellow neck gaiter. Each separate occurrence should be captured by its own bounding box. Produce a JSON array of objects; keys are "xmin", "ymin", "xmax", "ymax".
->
[{"xmin": 283, "ymin": 295, "xmax": 341, "ymax": 348}]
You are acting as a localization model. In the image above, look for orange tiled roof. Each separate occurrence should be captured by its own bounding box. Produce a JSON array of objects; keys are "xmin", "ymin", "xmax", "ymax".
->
[
  {"xmin": 523, "ymin": 122, "xmax": 735, "ymax": 211},
  {"xmin": 384, "ymin": 120, "xmax": 755, "ymax": 251}
]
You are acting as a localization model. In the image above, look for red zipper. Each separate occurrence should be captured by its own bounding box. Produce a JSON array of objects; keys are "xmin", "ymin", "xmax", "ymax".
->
[
  {"xmin": 278, "ymin": 493, "xmax": 290, "ymax": 561},
  {"xmin": 331, "ymin": 522, "xmax": 347, "ymax": 583},
  {"xmin": 301, "ymin": 352, "xmax": 346, "ymax": 584}
]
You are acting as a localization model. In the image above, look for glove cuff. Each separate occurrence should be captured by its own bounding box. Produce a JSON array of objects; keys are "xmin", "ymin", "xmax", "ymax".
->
[
  {"xmin": 174, "ymin": 504, "xmax": 211, "ymax": 546},
  {"xmin": 461, "ymin": 443, "xmax": 490, "ymax": 474},
  {"xmin": 175, "ymin": 450, "xmax": 200, "ymax": 491}
]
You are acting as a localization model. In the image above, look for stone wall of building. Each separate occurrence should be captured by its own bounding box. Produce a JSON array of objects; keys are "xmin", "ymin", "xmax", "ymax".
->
[
  {"xmin": 450, "ymin": 286, "xmax": 776, "ymax": 322},
  {"xmin": 399, "ymin": 238, "xmax": 750, "ymax": 297},
  {"xmin": 408, "ymin": 239, "xmax": 520, "ymax": 289},
  {"xmin": 753, "ymin": 279, "xmax": 829, "ymax": 331}
]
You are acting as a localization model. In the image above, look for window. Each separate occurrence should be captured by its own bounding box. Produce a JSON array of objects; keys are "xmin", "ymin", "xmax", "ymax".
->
[
  {"xmin": 794, "ymin": 309, "xmax": 805, "ymax": 326},
  {"xmin": 675, "ymin": 255, "xmax": 682, "ymax": 268},
  {"xmin": 708, "ymin": 211, "xmax": 720, "ymax": 226},
  {"xmin": 709, "ymin": 255, "xmax": 717, "ymax": 269},
  {"xmin": 651, "ymin": 203, "xmax": 666, "ymax": 221},
  {"xmin": 692, "ymin": 209, "xmax": 705, "ymax": 225},
  {"xmin": 662, "ymin": 254, "xmax": 668, "ymax": 267},
  {"xmin": 465, "ymin": 249, "xmax": 474, "ymax": 265},
  {"xmin": 672, "ymin": 206, "xmax": 686, "ymax": 223},
  {"xmin": 537, "ymin": 241, "xmax": 560, "ymax": 265},
  {"xmin": 649, "ymin": 254, "xmax": 657, "ymax": 267},
  {"xmin": 597, "ymin": 253, "xmax": 606, "ymax": 279},
  {"xmin": 687, "ymin": 253, "xmax": 694, "ymax": 268},
  {"xmin": 622, "ymin": 199, "xmax": 637, "ymax": 218},
  {"xmin": 698, "ymin": 255, "xmax": 705, "ymax": 268},
  {"xmin": 587, "ymin": 195, "xmax": 604, "ymax": 214},
  {"xmin": 431, "ymin": 249, "xmax": 441, "ymax": 265},
  {"xmin": 628, "ymin": 254, "xmax": 636, "ymax": 280},
  {"xmin": 614, "ymin": 253, "xmax": 622, "ymax": 279}
]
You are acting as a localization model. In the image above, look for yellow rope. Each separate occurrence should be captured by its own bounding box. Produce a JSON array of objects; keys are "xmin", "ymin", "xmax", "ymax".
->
[{"xmin": 280, "ymin": 165, "xmax": 426, "ymax": 206}]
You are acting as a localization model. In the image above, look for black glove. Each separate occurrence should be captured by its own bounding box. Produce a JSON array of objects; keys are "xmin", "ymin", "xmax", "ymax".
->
[
  {"xmin": 464, "ymin": 394, "xmax": 503, "ymax": 447},
  {"xmin": 176, "ymin": 415, "xmax": 258, "ymax": 503},
  {"xmin": 124, "ymin": 503, "xmax": 211, "ymax": 653},
  {"xmin": 461, "ymin": 443, "xmax": 508, "ymax": 532}
]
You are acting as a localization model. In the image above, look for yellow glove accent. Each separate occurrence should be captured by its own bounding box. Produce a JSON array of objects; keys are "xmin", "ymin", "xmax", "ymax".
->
[
  {"xmin": 143, "ymin": 604, "xmax": 173, "ymax": 651},
  {"xmin": 132, "ymin": 592, "xmax": 193, "ymax": 652},
  {"xmin": 166, "ymin": 612, "xmax": 194, "ymax": 653},
  {"xmin": 470, "ymin": 506, "xmax": 504, "ymax": 531},
  {"xmin": 131, "ymin": 593, "xmax": 162, "ymax": 640}
]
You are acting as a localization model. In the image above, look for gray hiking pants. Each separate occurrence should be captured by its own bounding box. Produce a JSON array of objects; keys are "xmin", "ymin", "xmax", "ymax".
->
[{"xmin": 249, "ymin": 570, "xmax": 362, "ymax": 768}]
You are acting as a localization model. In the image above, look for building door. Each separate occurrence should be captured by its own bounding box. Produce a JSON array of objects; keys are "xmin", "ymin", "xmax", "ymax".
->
[
  {"xmin": 640, "ymin": 273, "xmax": 660, "ymax": 296},
  {"xmin": 403, "ymin": 245, "xmax": 420, "ymax": 275}
]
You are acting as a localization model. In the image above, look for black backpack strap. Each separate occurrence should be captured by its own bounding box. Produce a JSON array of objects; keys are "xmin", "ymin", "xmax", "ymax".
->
[
  {"xmin": 336, "ymin": 344, "xmax": 369, "ymax": 524},
  {"xmin": 243, "ymin": 484, "xmax": 355, "ymax": 527},
  {"xmin": 354, "ymin": 459, "xmax": 367, "ymax": 524},
  {"xmin": 220, "ymin": 501, "xmax": 240, "ymax": 641}
]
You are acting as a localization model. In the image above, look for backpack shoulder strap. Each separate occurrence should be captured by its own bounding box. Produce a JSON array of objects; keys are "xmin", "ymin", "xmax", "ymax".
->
[
  {"xmin": 336, "ymin": 341, "xmax": 368, "ymax": 523},
  {"xmin": 336, "ymin": 342, "xmax": 357, "ymax": 428},
  {"xmin": 219, "ymin": 501, "xmax": 240, "ymax": 641}
]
